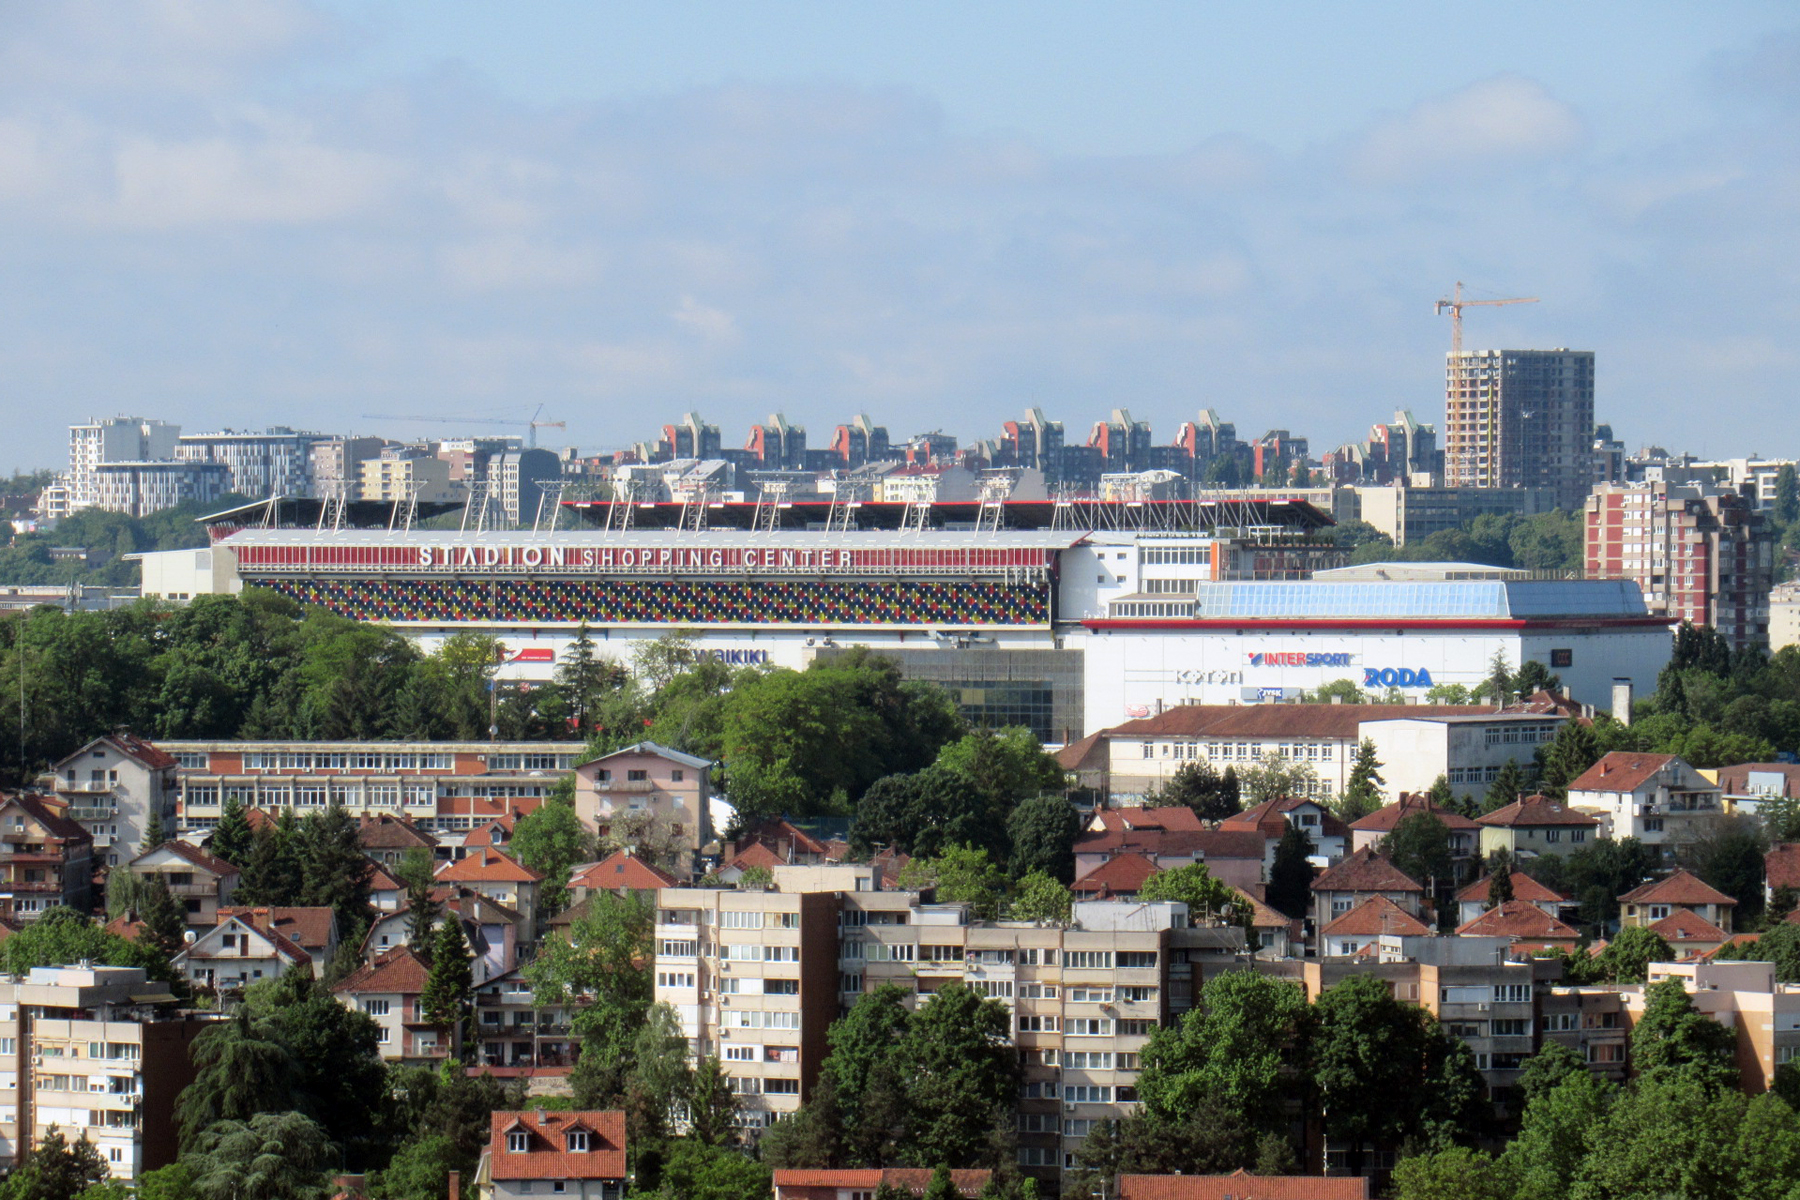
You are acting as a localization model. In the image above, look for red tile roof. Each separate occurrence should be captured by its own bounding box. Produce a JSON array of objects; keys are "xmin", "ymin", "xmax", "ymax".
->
[
  {"xmin": 368, "ymin": 863, "xmax": 404, "ymax": 892},
  {"xmin": 332, "ymin": 945, "xmax": 430, "ymax": 996},
  {"xmin": 1767, "ymin": 844, "xmax": 1800, "ymax": 891},
  {"xmin": 1701, "ymin": 933, "xmax": 1764, "ymax": 960},
  {"xmin": 437, "ymin": 847, "xmax": 542, "ymax": 884},
  {"xmin": 772, "ymin": 1170, "xmax": 992, "ymax": 1196},
  {"xmin": 1717, "ymin": 763, "xmax": 1800, "ymax": 798},
  {"xmin": 2, "ymin": 794, "xmax": 92, "ymax": 844},
  {"xmin": 1455, "ymin": 870, "xmax": 1568, "ymax": 904},
  {"xmin": 217, "ymin": 906, "xmax": 337, "ymax": 953},
  {"xmin": 488, "ymin": 1110, "xmax": 626, "ymax": 1181},
  {"xmin": 104, "ymin": 914, "xmax": 147, "ymax": 943},
  {"xmin": 1310, "ymin": 846, "xmax": 1423, "ymax": 894},
  {"xmin": 1477, "ymin": 794, "xmax": 1600, "ymax": 829},
  {"xmin": 1074, "ymin": 829, "xmax": 1266, "ymax": 861},
  {"xmin": 1649, "ymin": 907, "xmax": 1729, "ymax": 943},
  {"xmin": 1093, "ymin": 806, "xmax": 1205, "ymax": 833},
  {"xmin": 109, "ymin": 734, "xmax": 178, "ymax": 771},
  {"xmin": 1072, "ymin": 853, "xmax": 1160, "ymax": 897},
  {"xmin": 1619, "ymin": 869, "xmax": 1738, "ymax": 907},
  {"xmin": 133, "ymin": 838, "xmax": 237, "ymax": 877},
  {"xmin": 356, "ymin": 815, "xmax": 436, "ymax": 851},
  {"xmin": 189, "ymin": 914, "xmax": 311, "ymax": 966},
  {"xmin": 1117, "ymin": 1171, "xmax": 1372, "ymax": 1199},
  {"xmin": 1321, "ymin": 895, "xmax": 1430, "ymax": 938},
  {"xmin": 733, "ymin": 818, "xmax": 828, "ymax": 858},
  {"xmin": 725, "ymin": 842, "xmax": 786, "ymax": 872},
  {"xmin": 1568, "ymin": 752, "xmax": 1681, "ymax": 794},
  {"xmin": 463, "ymin": 820, "xmax": 515, "ymax": 848},
  {"xmin": 1221, "ymin": 797, "xmax": 1350, "ymax": 842},
  {"xmin": 1054, "ymin": 730, "xmax": 1105, "ymax": 773},
  {"xmin": 569, "ymin": 851, "xmax": 678, "ymax": 892},
  {"xmin": 1352, "ymin": 793, "xmax": 1480, "ymax": 832},
  {"xmin": 1456, "ymin": 900, "xmax": 1580, "ymax": 942}
]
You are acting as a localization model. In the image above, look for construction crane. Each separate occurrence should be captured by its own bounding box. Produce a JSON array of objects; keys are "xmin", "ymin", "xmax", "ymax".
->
[
  {"xmin": 1435, "ymin": 281, "xmax": 1539, "ymax": 355},
  {"xmin": 361, "ymin": 404, "xmax": 568, "ymax": 449}
]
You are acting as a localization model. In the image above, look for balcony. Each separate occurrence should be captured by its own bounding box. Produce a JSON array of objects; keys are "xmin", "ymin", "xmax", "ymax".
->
[
  {"xmin": 589, "ymin": 780, "xmax": 656, "ymax": 794},
  {"xmin": 68, "ymin": 807, "xmax": 117, "ymax": 823},
  {"xmin": 3, "ymin": 880, "xmax": 63, "ymax": 893},
  {"xmin": 57, "ymin": 781, "xmax": 113, "ymax": 795},
  {"xmin": 164, "ymin": 883, "xmax": 217, "ymax": 898}
]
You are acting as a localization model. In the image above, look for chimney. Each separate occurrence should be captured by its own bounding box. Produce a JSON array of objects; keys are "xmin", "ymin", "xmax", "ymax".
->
[
  {"xmin": 1611, "ymin": 679, "xmax": 1633, "ymax": 726},
  {"xmin": 448, "ymin": 1173, "xmax": 460, "ymax": 1200}
]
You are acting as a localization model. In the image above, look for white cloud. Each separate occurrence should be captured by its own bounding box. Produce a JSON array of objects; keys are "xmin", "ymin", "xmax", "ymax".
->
[{"xmin": 1345, "ymin": 75, "xmax": 1584, "ymax": 185}]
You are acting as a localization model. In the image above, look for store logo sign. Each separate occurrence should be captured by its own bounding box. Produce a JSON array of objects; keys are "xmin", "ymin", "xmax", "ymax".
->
[
  {"xmin": 1364, "ymin": 667, "xmax": 1434, "ymax": 688},
  {"xmin": 1247, "ymin": 651, "xmax": 1354, "ymax": 668}
]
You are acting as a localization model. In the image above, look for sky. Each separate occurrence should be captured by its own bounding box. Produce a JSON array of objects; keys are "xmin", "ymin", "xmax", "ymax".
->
[{"xmin": 1, "ymin": 2, "xmax": 1798, "ymax": 470}]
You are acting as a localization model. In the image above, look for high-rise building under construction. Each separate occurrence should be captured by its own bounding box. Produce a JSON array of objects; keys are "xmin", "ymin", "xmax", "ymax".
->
[{"xmin": 1444, "ymin": 349, "xmax": 1595, "ymax": 510}]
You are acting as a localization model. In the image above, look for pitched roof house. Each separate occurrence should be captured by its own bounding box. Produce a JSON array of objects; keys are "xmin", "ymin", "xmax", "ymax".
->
[
  {"xmin": 1455, "ymin": 900, "xmax": 1582, "ymax": 953},
  {"xmin": 566, "ymin": 851, "xmax": 678, "ymax": 901},
  {"xmin": 1454, "ymin": 870, "xmax": 1574, "ymax": 926},
  {"xmin": 332, "ymin": 946, "xmax": 441, "ymax": 1063},
  {"xmin": 1320, "ymin": 896, "xmax": 1431, "ymax": 956},
  {"xmin": 175, "ymin": 910, "xmax": 312, "ymax": 993},
  {"xmin": 772, "ymin": 1170, "xmax": 994, "ymax": 1199},
  {"xmin": 1475, "ymin": 794, "xmax": 1600, "ymax": 860},
  {"xmin": 1219, "ymin": 796, "xmax": 1350, "ymax": 867},
  {"xmin": 1073, "ymin": 828, "xmax": 1266, "ymax": 891},
  {"xmin": 1351, "ymin": 794, "xmax": 1481, "ymax": 859},
  {"xmin": 127, "ymin": 840, "xmax": 239, "ymax": 927},
  {"xmin": 437, "ymin": 848, "xmax": 543, "ymax": 936},
  {"xmin": 215, "ymin": 906, "xmax": 340, "ymax": 972},
  {"xmin": 0, "ymin": 794, "xmax": 93, "ymax": 921},
  {"xmin": 356, "ymin": 815, "xmax": 437, "ymax": 866},
  {"xmin": 1619, "ymin": 870, "xmax": 1737, "ymax": 934},
  {"xmin": 476, "ymin": 1111, "xmax": 627, "ymax": 1200},
  {"xmin": 1072, "ymin": 852, "xmax": 1161, "ymax": 900},
  {"xmin": 1309, "ymin": 846, "xmax": 1424, "ymax": 938},
  {"xmin": 1567, "ymin": 752, "xmax": 1721, "ymax": 857}
]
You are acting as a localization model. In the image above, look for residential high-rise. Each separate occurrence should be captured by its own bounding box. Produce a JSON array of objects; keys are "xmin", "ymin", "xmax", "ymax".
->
[
  {"xmin": 67, "ymin": 417, "xmax": 181, "ymax": 512},
  {"xmin": 90, "ymin": 461, "xmax": 230, "ymax": 517},
  {"xmin": 174, "ymin": 428, "xmax": 323, "ymax": 499},
  {"xmin": 1444, "ymin": 349, "xmax": 1595, "ymax": 509},
  {"xmin": 1584, "ymin": 480, "xmax": 1774, "ymax": 650}
]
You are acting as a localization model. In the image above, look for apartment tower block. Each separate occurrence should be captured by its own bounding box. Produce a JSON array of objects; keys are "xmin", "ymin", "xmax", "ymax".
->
[{"xmin": 1444, "ymin": 349, "xmax": 1595, "ymax": 510}]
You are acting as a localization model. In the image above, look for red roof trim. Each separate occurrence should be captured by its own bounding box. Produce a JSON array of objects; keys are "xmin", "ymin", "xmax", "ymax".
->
[{"xmin": 1082, "ymin": 616, "xmax": 1675, "ymax": 632}]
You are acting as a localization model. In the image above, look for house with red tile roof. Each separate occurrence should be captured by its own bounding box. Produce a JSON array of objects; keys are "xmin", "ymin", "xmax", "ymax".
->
[
  {"xmin": 332, "ymin": 946, "xmax": 442, "ymax": 1063},
  {"xmin": 1648, "ymin": 907, "xmax": 1731, "ymax": 958},
  {"xmin": 1116, "ymin": 1171, "xmax": 1370, "ymax": 1199},
  {"xmin": 772, "ymin": 1169, "xmax": 993, "ymax": 1199},
  {"xmin": 573, "ymin": 741, "xmax": 713, "ymax": 878},
  {"xmin": 567, "ymin": 851, "xmax": 678, "ymax": 901},
  {"xmin": 356, "ymin": 815, "xmax": 437, "ymax": 867},
  {"xmin": 1454, "ymin": 870, "xmax": 1573, "ymax": 926},
  {"xmin": 727, "ymin": 817, "xmax": 832, "ymax": 865},
  {"xmin": 1088, "ymin": 806, "xmax": 1205, "ymax": 834},
  {"xmin": 1567, "ymin": 752, "xmax": 1721, "ymax": 858},
  {"xmin": 216, "ymin": 906, "xmax": 339, "ymax": 971},
  {"xmin": 368, "ymin": 861, "xmax": 405, "ymax": 913},
  {"xmin": 438, "ymin": 848, "xmax": 543, "ymax": 935},
  {"xmin": 1219, "ymin": 796, "xmax": 1349, "ymax": 868},
  {"xmin": 476, "ymin": 1110, "xmax": 626, "ymax": 1200},
  {"xmin": 1455, "ymin": 900, "xmax": 1581, "ymax": 953},
  {"xmin": 1236, "ymin": 888, "xmax": 1301, "ymax": 958},
  {"xmin": 1475, "ymin": 795, "xmax": 1600, "ymax": 861},
  {"xmin": 126, "ymin": 839, "xmax": 237, "ymax": 928},
  {"xmin": 175, "ymin": 909, "xmax": 312, "ymax": 994},
  {"xmin": 1351, "ymin": 793, "xmax": 1482, "ymax": 859},
  {"xmin": 1320, "ymin": 896, "xmax": 1431, "ymax": 956},
  {"xmin": 1765, "ymin": 844, "xmax": 1800, "ymax": 908},
  {"xmin": 1072, "ymin": 852, "xmax": 1160, "ymax": 900},
  {"xmin": 43, "ymin": 734, "xmax": 180, "ymax": 869},
  {"xmin": 715, "ymin": 840, "xmax": 786, "ymax": 885},
  {"xmin": 1073, "ymin": 828, "xmax": 1266, "ymax": 891},
  {"xmin": 364, "ymin": 887, "xmax": 523, "ymax": 982},
  {"xmin": 0, "ymin": 794, "xmax": 93, "ymax": 921},
  {"xmin": 1619, "ymin": 869, "xmax": 1737, "ymax": 934},
  {"xmin": 1716, "ymin": 763, "xmax": 1800, "ymax": 818},
  {"xmin": 1309, "ymin": 846, "xmax": 1424, "ymax": 938}
]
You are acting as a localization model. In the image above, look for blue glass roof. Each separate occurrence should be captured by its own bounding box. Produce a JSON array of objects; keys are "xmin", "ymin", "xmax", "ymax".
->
[{"xmin": 1190, "ymin": 579, "xmax": 1647, "ymax": 620}]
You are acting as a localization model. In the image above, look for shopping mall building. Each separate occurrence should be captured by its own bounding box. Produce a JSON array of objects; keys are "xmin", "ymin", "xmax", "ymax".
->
[{"xmin": 155, "ymin": 497, "xmax": 1674, "ymax": 742}]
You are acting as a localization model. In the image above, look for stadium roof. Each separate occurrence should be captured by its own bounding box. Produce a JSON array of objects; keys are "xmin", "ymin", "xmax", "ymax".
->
[
  {"xmin": 1189, "ymin": 577, "xmax": 1651, "ymax": 620},
  {"xmin": 563, "ymin": 495, "xmax": 1337, "ymax": 533},
  {"xmin": 199, "ymin": 497, "xmax": 466, "ymax": 529}
]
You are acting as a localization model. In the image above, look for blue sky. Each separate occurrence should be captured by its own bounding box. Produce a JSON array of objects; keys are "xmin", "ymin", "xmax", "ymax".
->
[{"xmin": 2, "ymin": 2, "xmax": 1797, "ymax": 469}]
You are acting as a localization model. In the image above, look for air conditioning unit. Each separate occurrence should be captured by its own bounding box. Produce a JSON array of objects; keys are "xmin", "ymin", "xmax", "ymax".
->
[
  {"xmin": 1064, "ymin": 1102, "xmax": 1078, "ymax": 1113},
  {"xmin": 720, "ymin": 962, "xmax": 731, "ymax": 972},
  {"xmin": 1478, "ymin": 1003, "xmax": 1492, "ymax": 1012},
  {"xmin": 720, "ymin": 996, "xmax": 730, "ymax": 1006}
]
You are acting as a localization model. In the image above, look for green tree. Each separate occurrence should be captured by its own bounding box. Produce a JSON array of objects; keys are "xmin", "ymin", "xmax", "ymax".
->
[
  {"xmin": 1600, "ymin": 925, "xmax": 1675, "ymax": 984},
  {"xmin": 133, "ymin": 1163, "xmax": 197, "ymax": 1200},
  {"xmin": 1568, "ymin": 1075, "xmax": 1743, "ymax": 1200},
  {"xmin": 822, "ymin": 986, "xmax": 914, "ymax": 1167},
  {"xmin": 1538, "ymin": 721, "xmax": 1600, "ymax": 800},
  {"xmin": 1136, "ymin": 971, "xmax": 1308, "ymax": 1133},
  {"xmin": 1, "ymin": 1126, "xmax": 109, "ymax": 1200},
  {"xmin": 852, "ymin": 766, "xmax": 999, "ymax": 860},
  {"xmin": 1137, "ymin": 862, "xmax": 1248, "ymax": 926},
  {"xmin": 421, "ymin": 916, "xmax": 474, "ymax": 1053},
  {"xmin": 1336, "ymin": 738, "xmax": 1386, "ymax": 822},
  {"xmin": 1775, "ymin": 464, "xmax": 1800, "ymax": 527},
  {"xmin": 1384, "ymin": 813, "xmax": 1453, "ymax": 893},
  {"xmin": 1391, "ymin": 1146, "xmax": 1514, "ymax": 1200},
  {"xmin": 1501, "ymin": 1063, "xmax": 1614, "ymax": 1199},
  {"xmin": 934, "ymin": 726, "xmax": 1064, "ymax": 809},
  {"xmin": 176, "ymin": 1010, "xmax": 297, "ymax": 1149},
  {"xmin": 399, "ymin": 846, "xmax": 439, "ymax": 949},
  {"xmin": 138, "ymin": 809, "xmax": 167, "ymax": 854},
  {"xmin": 1513, "ymin": 1040, "xmax": 1586, "ymax": 1111},
  {"xmin": 1007, "ymin": 869, "xmax": 1072, "ymax": 924},
  {"xmin": 1266, "ymin": 824, "xmax": 1314, "ymax": 920},
  {"xmin": 631, "ymin": 1139, "xmax": 771, "ymax": 1200},
  {"xmin": 1004, "ymin": 796, "xmax": 1080, "ymax": 882},
  {"xmin": 374, "ymin": 1134, "xmax": 456, "ymax": 1200},
  {"xmin": 295, "ymin": 802, "xmax": 374, "ymax": 931},
  {"xmin": 187, "ymin": 1112, "xmax": 336, "ymax": 1200},
  {"xmin": 1149, "ymin": 759, "xmax": 1241, "ymax": 822},
  {"xmin": 1681, "ymin": 814, "xmax": 1768, "ymax": 923},
  {"xmin": 1632, "ymin": 977, "xmax": 1740, "ymax": 1090},
  {"xmin": 1714, "ymin": 922, "xmax": 1800, "ymax": 980},
  {"xmin": 1734, "ymin": 1091, "xmax": 1800, "ymax": 1200},
  {"xmin": 902, "ymin": 982, "xmax": 1020, "ymax": 1169},
  {"xmin": 1484, "ymin": 650, "xmax": 1514, "ymax": 707},
  {"xmin": 1482, "ymin": 759, "xmax": 1525, "ymax": 814},
  {"xmin": 1485, "ymin": 851, "xmax": 1516, "ymax": 908},
  {"xmin": 556, "ymin": 620, "xmax": 619, "ymax": 732},
  {"xmin": 526, "ymin": 890, "xmax": 653, "ymax": 1106},
  {"xmin": 921, "ymin": 1166, "xmax": 959, "ymax": 1200},
  {"xmin": 686, "ymin": 1055, "xmax": 739, "ymax": 1149},
  {"xmin": 1237, "ymin": 752, "xmax": 1319, "ymax": 808},
  {"xmin": 622, "ymin": 1003, "xmax": 695, "ymax": 1147},
  {"xmin": 0, "ymin": 906, "xmax": 178, "ymax": 986},
  {"xmin": 1513, "ymin": 659, "xmax": 1562, "ymax": 698},
  {"xmin": 137, "ymin": 874, "xmax": 187, "ymax": 959},
  {"xmin": 509, "ymin": 783, "xmax": 595, "ymax": 912},
  {"xmin": 898, "ymin": 846, "xmax": 1011, "ymax": 921}
]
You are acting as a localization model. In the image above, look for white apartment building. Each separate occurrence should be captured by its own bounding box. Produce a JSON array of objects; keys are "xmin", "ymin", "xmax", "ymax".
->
[
  {"xmin": 361, "ymin": 452, "xmax": 458, "ymax": 503},
  {"xmin": 42, "ymin": 735, "xmax": 181, "ymax": 869},
  {"xmin": 0, "ymin": 965, "xmax": 211, "ymax": 1179},
  {"xmin": 67, "ymin": 418, "xmax": 180, "ymax": 512},
  {"xmin": 90, "ymin": 462, "xmax": 230, "ymax": 518},
  {"xmin": 1567, "ymin": 752, "xmax": 1723, "ymax": 858},
  {"xmin": 651, "ymin": 877, "xmax": 1243, "ymax": 1177},
  {"xmin": 175, "ymin": 429, "xmax": 323, "ymax": 500}
]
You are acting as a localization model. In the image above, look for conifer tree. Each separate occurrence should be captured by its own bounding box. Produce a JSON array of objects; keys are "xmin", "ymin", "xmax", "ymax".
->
[
  {"xmin": 209, "ymin": 797, "xmax": 255, "ymax": 869},
  {"xmin": 1336, "ymin": 739, "xmax": 1386, "ymax": 823},
  {"xmin": 1486, "ymin": 851, "xmax": 1516, "ymax": 909},
  {"xmin": 1483, "ymin": 760, "xmax": 1525, "ymax": 815},
  {"xmin": 299, "ymin": 803, "xmax": 373, "ymax": 931},
  {"xmin": 422, "ymin": 914, "xmax": 473, "ymax": 1055},
  {"xmin": 138, "ymin": 875, "xmax": 187, "ymax": 958},
  {"xmin": 138, "ymin": 810, "xmax": 167, "ymax": 855}
]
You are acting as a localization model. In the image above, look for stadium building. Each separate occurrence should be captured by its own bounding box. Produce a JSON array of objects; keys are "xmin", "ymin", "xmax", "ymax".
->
[{"xmin": 177, "ymin": 496, "xmax": 1673, "ymax": 742}]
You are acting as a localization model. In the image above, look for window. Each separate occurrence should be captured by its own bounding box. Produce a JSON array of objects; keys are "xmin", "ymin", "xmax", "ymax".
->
[
  {"xmin": 671, "ymin": 770, "xmax": 684, "ymax": 782},
  {"xmin": 1064, "ymin": 951, "xmax": 1114, "ymax": 970},
  {"xmin": 1065, "ymin": 1085, "xmax": 1112, "ymax": 1103},
  {"xmin": 1550, "ymin": 649, "xmax": 1573, "ymax": 668},
  {"xmin": 659, "ymin": 940, "xmax": 698, "ymax": 958},
  {"xmin": 567, "ymin": 1132, "xmax": 588, "ymax": 1152},
  {"xmin": 627, "ymin": 770, "xmax": 648, "ymax": 782},
  {"xmin": 1494, "ymin": 984, "xmax": 1531, "ymax": 1004},
  {"xmin": 1116, "ymin": 951, "xmax": 1157, "ymax": 969},
  {"xmin": 1648, "ymin": 905, "xmax": 1670, "ymax": 920},
  {"xmin": 720, "ymin": 911, "xmax": 764, "ymax": 930},
  {"xmin": 363, "ymin": 999, "xmax": 390, "ymax": 1016},
  {"xmin": 1066, "ymin": 1018, "xmax": 1113, "ymax": 1036},
  {"xmin": 725, "ymin": 1046, "xmax": 755, "ymax": 1062},
  {"xmin": 1117, "ymin": 1019, "xmax": 1155, "ymax": 1036},
  {"xmin": 765, "ymin": 1079, "xmax": 800, "ymax": 1095},
  {"xmin": 552, "ymin": 1185, "xmax": 565, "ymax": 1195},
  {"xmin": 1067, "ymin": 987, "xmax": 1113, "ymax": 1004},
  {"xmin": 765, "ymin": 979, "xmax": 799, "ymax": 995},
  {"xmin": 1492, "ymin": 1019, "xmax": 1531, "ymax": 1037},
  {"xmin": 1064, "ymin": 1051, "xmax": 1112, "ymax": 1069}
]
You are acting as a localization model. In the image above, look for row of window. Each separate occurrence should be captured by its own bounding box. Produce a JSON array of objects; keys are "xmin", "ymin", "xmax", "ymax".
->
[{"xmin": 237, "ymin": 752, "xmax": 458, "ymax": 771}]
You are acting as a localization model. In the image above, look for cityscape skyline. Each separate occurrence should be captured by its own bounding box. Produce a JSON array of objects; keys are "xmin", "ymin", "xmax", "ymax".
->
[{"xmin": 1, "ymin": 4, "xmax": 1798, "ymax": 468}]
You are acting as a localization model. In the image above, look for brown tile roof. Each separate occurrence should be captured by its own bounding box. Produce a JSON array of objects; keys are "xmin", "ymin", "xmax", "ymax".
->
[
  {"xmin": 133, "ymin": 838, "xmax": 238, "ymax": 877},
  {"xmin": 1310, "ymin": 846, "xmax": 1423, "ymax": 894},
  {"xmin": 733, "ymin": 818, "xmax": 828, "ymax": 858},
  {"xmin": 436, "ymin": 847, "xmax": 542, "ymax": 884},
  {"xmin": 1568, "ymin": 752, "xmax": 1682, "ymax": 794},
  {"xmin": 1768, "ymin": 844, "xmax": 1800, "ymax": 891},
  {"xmin": 1074, "ymin": 829, "xmax": 1266, "ymax": 861},
  {"xmin": 569, "ymin": 851, "xmax": 678, "ymax": 892},
  {"xmin": 772, "ymin": 1170, "xmax": 992, "ymax": 1196},
  {"xmin": 104, "ymin": 914, "xmax": 147, "ymax": 942},
  {"xmin": 488, "ymin": 1110, "xmax": 626, "ymax": 1181},
  {"xmin": 1620, "ymin": 869, "xmax": 1738, "ymax": 907},
  {"xmin": 368, "ymin": 863, "xmax": 404, "ymax": 892},
  {"xmin": 1701, "ymin": 932, "xmax": 1763, "ymax": 960},
  {"xmin": 1717, "ymin": 763, "xmax": 1800, "ymax": 797},
  {"xmin": 1455, "ymin": 870, "xmax": 1569, "ymax": 904},
  {"xmin": 725, "ymin": 842, "xmax": 786, "ymax": 872},
  {"xmin": 217, "ymin": 906, "xmax": 337, "ymax": 953},
  {"xmin": 1477, "ymin": 794, "xmax": 1600, "ymax": 829},
  {"xmin": 357, "ymin": 815, "xmax": 436, "ymax": 851},
  {"xmin": 1456, "ymin": 900, "xmax": 1580, "ymax": 941},
  {"xmin": 3, "ymin": 794, "xmax": 92, "ymax": 844},
  {"xmin": 1117, "ymin": 1170, "xmax": 1371, "ymax": 1199},
  {"xmin": 1649, "ymin": 907, "xmax": 1729, "ymax": 943},
  {"xmin": 332, "ymin": 945, "xmax": 430, "ymax": 996},
  {"xmin": 1352, "ymin": 793, "xmax": 1480, "ymax": 832},
  {"xmin": 1093, "ymin": 806, "xmax": 1205, "ymax": 833},
  {"xmin": 1054, "ymin": 730, "xmax": 1105, "ymax": 772},
  {"xmin": 1072, "ymin": 853, "xmax": 1161, "ymax": 897},
  {"xmin": 1102, "ymin": 704, "xmax": 1542, "ymax": 742},
  {"xmin": 1221, "ymin": 797, "xmax": 1350, "ymax": 842},
  {"xmin": 1321, "ymin": 895, "xmax": 1430, "ymax": 938},
  {"xmin": 109, "ymin": 734, "xmax": 178, "ymax": 771},
  {"xmin": 463, "ymin": 820, "xmax": 515, "ymax": 848},
  {"xmin": 188, "ymin": 914, "xmax": 311, "ymax": 965},
  {"xmin": 1233, "ymin": 887, "xmax": 1295, "ymax": 929}
]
